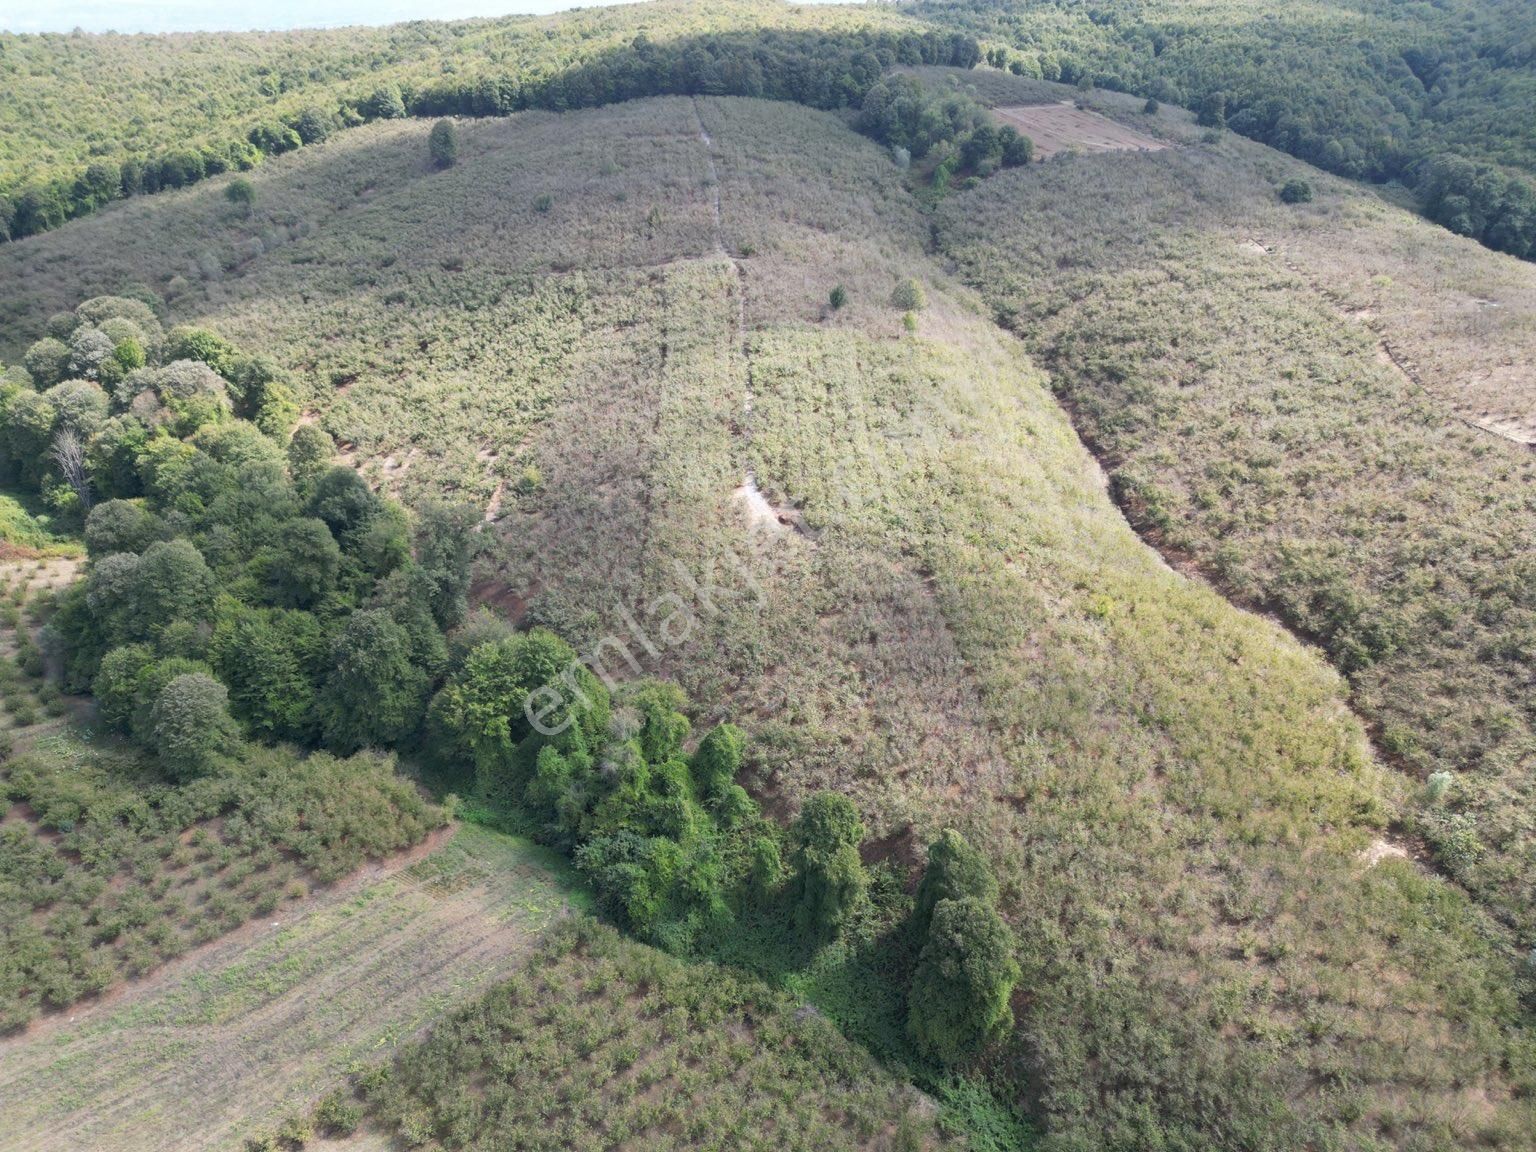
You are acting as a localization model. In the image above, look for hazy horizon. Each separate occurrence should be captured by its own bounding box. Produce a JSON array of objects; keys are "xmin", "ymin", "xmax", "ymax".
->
[{"xmin": 0, "ymin": 0, "xmax": 646, "ymax": 35}]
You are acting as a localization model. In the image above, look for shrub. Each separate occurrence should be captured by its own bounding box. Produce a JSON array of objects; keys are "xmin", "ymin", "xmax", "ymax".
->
[
  {"xmin": 225, "ymin": 177, "xmax": 256, "ymax": 215},
  {"xmin": 912, "ymin": 828, "xmax": 997, "ymax": 941},
  {"xmin": 829, "ymin": 285, "xmax": 847, "ymax": 311},
  {"xmin": 1280, "ymin": 178, "xmax": 1314, "ymax": 204},
  {"xmin": 789, "ymin": 791, "xmax": 866, "ymax": 942},
  {"xmin": 907, "ymin": 896, "xmax": 1020, "ymax": 1064},
  {"xmin": 314, "ymin": 1090, "xmax": 362, "ymax": 1136},
  {"xmin": 890, "ymin": 278, "xmax": 926, "ymax": 311}
]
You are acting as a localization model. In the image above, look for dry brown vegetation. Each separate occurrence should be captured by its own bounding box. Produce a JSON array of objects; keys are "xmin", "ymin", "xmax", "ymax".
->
[
  {"xmin": 1, "ymin": 90, "xmax": 1533, "ymax": 1149},
  {"xmin": 994, "ymin": 103, "xmax": 1167, "ymax": 159}
]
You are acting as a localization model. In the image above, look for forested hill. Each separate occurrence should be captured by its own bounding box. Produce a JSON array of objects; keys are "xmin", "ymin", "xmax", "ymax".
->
[
  {"xmin": 916, "ymin": 0, "xmax": 1536, "ymax": 260},
  {"xmin": 0, "ymin": 0, "xmax": 956, "ymax": 241},
  {"xmin": 4, "ymin": 0, "xmax": 1536, "ymax": 261}
]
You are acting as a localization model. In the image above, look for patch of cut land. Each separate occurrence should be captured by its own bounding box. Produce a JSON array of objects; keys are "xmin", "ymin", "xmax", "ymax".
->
[
  {"xmin": 995, "ymin": 102, "xmax": 1168, "ymax": 159},
  {"xmin": 0, "ymin": 824, "xmax": 581, "ymax": 1152}
]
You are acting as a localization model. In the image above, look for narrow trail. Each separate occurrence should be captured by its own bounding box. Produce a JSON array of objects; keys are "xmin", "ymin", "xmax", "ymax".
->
[{"xmin": 692, "ymin": 98, "xmax": 779, "ymax": 533}]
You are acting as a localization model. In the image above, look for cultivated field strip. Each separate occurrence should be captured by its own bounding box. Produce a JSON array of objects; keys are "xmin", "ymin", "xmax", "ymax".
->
[{"xmin": 0, "ymin": 825, "xmax": 577, "ymax": 1152}]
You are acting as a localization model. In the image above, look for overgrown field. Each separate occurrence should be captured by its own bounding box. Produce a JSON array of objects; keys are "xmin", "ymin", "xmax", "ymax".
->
[
  {"xmin": 0, "ymin": 823, "xmax": 578, "ymax": 1152},
  {"xmin": 917, "ymin": 0, "xmax": 1536, "ymax": 260},
  {"xmin": 333, "ymin": 917, "xmax": 951, "ymax": 1152},
  {"xmin": 0, "ymin": 559, "xmax": 447, "ymax": 1031},
  {"xmin": 1, "ymin": 92, "xmax": 1534, "ymax": 1149}
]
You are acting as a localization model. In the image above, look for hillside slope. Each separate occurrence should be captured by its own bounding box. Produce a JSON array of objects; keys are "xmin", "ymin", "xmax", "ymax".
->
[
  {"xmin": 932, "ymin": 67, "xmax": 1536, "ymax": 939},
  {"xmin": 919, "ymin": 0, "xmax": 1536, "ymax": 260},
  {"xmin": 1, "ymin": 95, "xmax": 1533, "ymax": 1148}
]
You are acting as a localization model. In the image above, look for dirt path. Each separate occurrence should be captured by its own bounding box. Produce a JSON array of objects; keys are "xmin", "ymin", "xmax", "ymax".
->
[
  {"xmin": 0, "ymin": 824, "xmax": 578, "ymax": 1152},
  {"xmin": 691, "ymin": 98, "xmax": 807, "ymax": 539}
]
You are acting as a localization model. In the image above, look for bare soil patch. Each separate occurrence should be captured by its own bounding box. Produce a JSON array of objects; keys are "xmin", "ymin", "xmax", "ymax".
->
[{"xmin": 995, "ymin": 103, "xmax": 1168, "ymax": 160}]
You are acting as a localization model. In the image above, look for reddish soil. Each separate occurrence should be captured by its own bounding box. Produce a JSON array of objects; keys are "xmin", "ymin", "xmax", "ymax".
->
[{"xmin": 995, "ymin": 103, "xmax": 1167, "ymax": 160}]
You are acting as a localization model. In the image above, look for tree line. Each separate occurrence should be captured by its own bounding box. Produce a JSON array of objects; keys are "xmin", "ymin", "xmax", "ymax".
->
[
  {"xmin": 0, "ymin": 27, "xmax": 982, "ymax": 244},
  {"xmin": 918, "ymin": 0, "xmax": 1536, "ymax": 261},
  {"xmin": 1, "ymin": 295, "xmax": 477, "ymax": 776},
  {"xmin": 427, "ymin": 624, "xmax": 1021, "ymax": 1066}
]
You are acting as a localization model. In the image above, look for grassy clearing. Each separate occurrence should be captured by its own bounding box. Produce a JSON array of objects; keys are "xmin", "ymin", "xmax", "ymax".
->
[
  {"xmin": 0, "ymin": 486, "xmax": 83, "ymax": 558},
  {"xmin": 0, "ymin": 823, "xmax": 575, "ymax": 1152},
  {"xmin": 1, "ymin": 92, "xmax": 1533, "ymax": 1148}
]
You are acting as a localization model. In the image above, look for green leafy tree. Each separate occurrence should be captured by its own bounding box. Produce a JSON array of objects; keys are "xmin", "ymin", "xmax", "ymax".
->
[
  {"xmin": 691, "ymin": 722, "xmax": 745, "ymax": 799},
  {"xmin": 86, "ymin": 538, "xmax": 217, "ymax": 647},
  {"xmin": 1196, "ymin": 91, "xmax": 1227, "ymax": 129},
  {"xmin": 412, "ymin": 498, "xmax": 478, "ymax": 630},
  {"xmin": 286, "ymin": 425, "xmax": 334, "ymax": 493},
  {"xmin": 83, "ymin": 499, "xmax": 158, "ymax": 556},
  {"xmin": 225, "ymin": 177, "xmax": 256, "ymax": 216},
  {"xmin": 998, "ymin": 126, "xmax": 1033, "ymax": 166},
  {"xmin": 164, "ymin": 326, "xmax": 238, "ymax": 377},
  {"xmin": 210, "ymin": 607, "xmax": 327, "ymax": 742},
  {"xmin": 151, "ymin": 672, "xmax": 238, "ymax": 780},
  {"xmin": 92, "ymin": 643, "xmax": 156, "ymax": 730},
  {"xmin": 789, "ymin": 791, "xmax": 867, "ymax": 941},
  {"xmin": 22, "ymin": 338, "xmax": 70, "ymax": 388},
  {"xmin": 290, "ymin": 106, "xmax": 334, "ymax": 145},
  {"xmin": 829, "ymin": 285, "xmax": 848, "ymax": 311},
  {"xmin": 428, "ymin": 119, "xmax": 460, "ymax": 169},
  {"xmin": 317, "ymin": 610, "xmax": 429, "ymax": 753},
  {"xmin": 907, "ymin": 897, "xmax": 1020, "ymax": 1064},
  {"xmin": 262, "ymin": 517, "xmax": 340, "ymax": 609},
  {"xmin": 365, "ymin": 84, "xmax": 407, "ymax": 120},
  {"xmin": 912, "ymin": 828, "xmax": 998, "ymax": 941}
]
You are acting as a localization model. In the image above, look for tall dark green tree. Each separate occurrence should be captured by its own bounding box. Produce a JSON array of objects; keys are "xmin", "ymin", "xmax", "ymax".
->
[
  {"xmin": 317, "ymin": 610, "xmax": 430, "ymax": 753},
  {"xmin": 907, "ymin": 896, "xmax": 1020, "ymax": 1064},
  {"xmin": 789, "ymin": 791, "xmax": 867, "ymax": 941}
]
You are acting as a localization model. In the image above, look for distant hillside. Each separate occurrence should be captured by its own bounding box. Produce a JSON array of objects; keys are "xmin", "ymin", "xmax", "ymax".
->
[
  {"xmin": 918, "ymin": 0, "xmax": 1536, "ymax": 259},
  {"xmin": 0, "ymin": 0, "xmax": 953, "ymax": 241}
]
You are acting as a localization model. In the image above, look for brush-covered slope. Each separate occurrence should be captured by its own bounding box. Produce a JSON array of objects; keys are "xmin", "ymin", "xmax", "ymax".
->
[
  {"xmin": 932, "ymin": 67, "xmax": 1536, "ymax": 940},
  {"xmin": 1, "ymin": 95, "xmax": 1532, "ymax": 1149}
]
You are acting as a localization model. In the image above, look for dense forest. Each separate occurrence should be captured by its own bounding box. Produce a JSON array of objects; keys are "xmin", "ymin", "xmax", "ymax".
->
[{"xmin": 917, "ymin": 0, "xmax": 1536, "ymax": 258}]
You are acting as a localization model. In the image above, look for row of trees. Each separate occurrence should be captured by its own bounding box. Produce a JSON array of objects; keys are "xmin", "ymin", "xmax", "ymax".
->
[
  {"xmin": 0, "ymin": 27, "xmax": 982, "ymax": 244},
  {"xmin": 0, "ymin": 297, "xmax": 477, "ymax": 780},
  {"xmin": 426, "ymin": 627, "xmax": 1019, "ymax": 1063}
]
